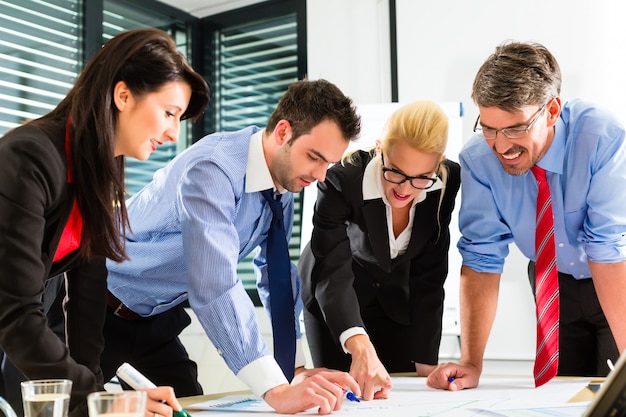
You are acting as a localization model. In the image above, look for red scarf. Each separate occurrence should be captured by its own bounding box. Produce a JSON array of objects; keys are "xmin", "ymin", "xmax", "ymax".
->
[{"xmin": 52, "ymin": 117, "xmax": 83, "ymax": 262}]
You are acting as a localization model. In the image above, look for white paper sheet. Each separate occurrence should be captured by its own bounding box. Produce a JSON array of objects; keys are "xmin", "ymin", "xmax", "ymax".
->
[{"xmin": 185, "ymin": 377, "xmax": 592, "ymax": 416}]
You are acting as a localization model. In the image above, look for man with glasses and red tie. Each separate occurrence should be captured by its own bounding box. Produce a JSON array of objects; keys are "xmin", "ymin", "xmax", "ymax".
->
[{"xmin": 427, "ymin": 41, "xmax": 626, "ymax": 391}]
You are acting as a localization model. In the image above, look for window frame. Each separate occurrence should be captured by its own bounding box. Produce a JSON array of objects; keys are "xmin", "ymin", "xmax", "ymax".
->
[{"xmin": 200, "ymin": 0, "xmax": 307, "ymax": 305}]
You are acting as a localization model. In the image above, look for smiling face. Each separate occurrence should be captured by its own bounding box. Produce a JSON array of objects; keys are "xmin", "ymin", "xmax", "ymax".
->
[
  {"xmin": 269, "ymin": 119, "xmax": 348, "ymax": 193},
  {"xmin": 379, "ymin": 141, "xmax": 440, "ymax": 209},
  {"xmin": 477, "ymin": 98, "xmax": 560, "ymax": 176},
  {"xmin": 114, "ymin": 80, "xmax": 192, "ymax": 160}
]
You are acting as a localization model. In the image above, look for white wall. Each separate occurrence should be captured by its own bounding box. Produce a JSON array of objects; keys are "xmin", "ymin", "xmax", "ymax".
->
[
  {"xmin": 307, "ymin": 0, "xmax": 392, "ymax": 104},
  {"xmin": 306, "ymin": 0, "xmax": 626, "ymax": 363},
  {"xmin": 395, "ymin": 0, "xmax": 626, "ymax": 134}
]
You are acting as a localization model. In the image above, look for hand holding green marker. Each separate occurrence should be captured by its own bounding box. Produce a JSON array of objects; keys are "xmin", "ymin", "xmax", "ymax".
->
[{"xmin": 116, "ymin": 362, "xmax": 192, "ymax": 417}]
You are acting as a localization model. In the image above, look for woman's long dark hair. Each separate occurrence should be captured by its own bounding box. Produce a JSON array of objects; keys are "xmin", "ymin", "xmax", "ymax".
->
[{"xmin": 39, "ymin": 28, "xmax": 209, "ymax": 262}]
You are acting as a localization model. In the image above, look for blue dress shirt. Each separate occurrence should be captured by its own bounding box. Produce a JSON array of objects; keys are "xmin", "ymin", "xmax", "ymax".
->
[
  {"xmin": 107, "ymin": 126, "xmax": 303, "ymax": 396},
  {"xmin": 458, "ymin": 99, "xmax": 626, "ymax": 279}
]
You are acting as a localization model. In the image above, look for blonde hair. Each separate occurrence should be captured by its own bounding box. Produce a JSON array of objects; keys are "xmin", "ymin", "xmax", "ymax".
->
[
  {"xmin": 345, "ymin": 100, "xmax": 449, "ymax": 184},
  {"xmin": 344, "ymin": 100, "xmax": 450, "ymax": 235}
]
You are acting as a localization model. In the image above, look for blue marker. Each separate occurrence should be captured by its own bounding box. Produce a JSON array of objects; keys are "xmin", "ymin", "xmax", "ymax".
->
[
  {"xmin": 335, "ymin": 384, "xmax": 360, "ymax": 402},
  {"xmin": 448, "ymin": 377, "xmax": 455, "ymax": 383},
  {"xmin": 345, "ymin": 390, "xmax": 360, "ymax": 403}
]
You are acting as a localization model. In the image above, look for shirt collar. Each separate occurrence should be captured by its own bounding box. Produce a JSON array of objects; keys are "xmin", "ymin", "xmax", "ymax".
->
[
  {"xmin": 535, "ymin": 118, "xmax": 565, "ymax": 175},
  {"xmin": 245, "ymin": 129, "xmax": 282, "ymax": 193},
  {"xmin": 362, "ymin": 153, "xmax": 443, "ymax": 204}
]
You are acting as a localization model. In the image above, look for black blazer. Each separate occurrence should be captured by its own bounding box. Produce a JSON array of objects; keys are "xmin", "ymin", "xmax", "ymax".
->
[
  {"xmin": 299, "ymin": 150, "xmax": 461, "ymax": 364},
  {"xmin": 0, "ymin": 117, "xmax": 106, "ymax": 416}
]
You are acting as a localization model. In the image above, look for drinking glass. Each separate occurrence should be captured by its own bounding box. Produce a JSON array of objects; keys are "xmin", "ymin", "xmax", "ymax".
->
[
  {"xmin": 87, "ymin": 391, "xmax": 146, "ymax": 417},
  {"xmin": 21, "ymin": 379, "xmax": 72, "ymax": 417}
]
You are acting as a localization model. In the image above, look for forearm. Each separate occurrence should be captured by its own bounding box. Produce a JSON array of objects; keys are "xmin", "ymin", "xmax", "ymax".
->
[
  {"xmin": 344, "ymin": 333, "xmax": 376, "ymax": 359},
  {"xmin": 588, "ymin": 260, "xmax": 626, "ymax": 353},
  {"xmin": 458, "ymin": 265, "xmax": 501, "ymax": 370}
]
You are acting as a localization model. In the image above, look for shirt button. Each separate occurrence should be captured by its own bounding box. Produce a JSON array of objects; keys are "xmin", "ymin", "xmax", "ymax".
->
[
  {"xmin": 373, "ymin": 282, "xmax": 381, "ymax": 288},
  {"xmin": 569, "ymin": 262, "xmax": 575, "ymax": 266},
  {"xmin": 217, "ymin": 349, "xmax": 223, "ymax": 356},
  {"xmin": 558, "ymin": 243, "xmax": 565, "ymax": 248},
  {"xmin": 579, "ymin": 275, "xmax": 585, "ymax": 278}
]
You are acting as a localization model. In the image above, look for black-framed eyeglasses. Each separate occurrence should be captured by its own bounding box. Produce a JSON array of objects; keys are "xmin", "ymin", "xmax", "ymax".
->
[
  {"xmin": 473, "ymin": 103, "xmax": 547, "ymax": 140},
  {"xmin": 380, "ymin": 154, "xmax": 438, "ymax": 190}
]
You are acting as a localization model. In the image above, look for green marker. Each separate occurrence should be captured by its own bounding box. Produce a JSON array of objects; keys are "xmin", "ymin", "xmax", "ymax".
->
[{"xmin": 116, "ymin": 362, "xmax": 193, "ymax": 417}]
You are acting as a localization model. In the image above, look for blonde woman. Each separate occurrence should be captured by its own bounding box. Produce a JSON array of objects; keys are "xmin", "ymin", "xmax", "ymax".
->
[{"xmin": 299, "ymin": 100, "xmax": 460, "ymax": 400}]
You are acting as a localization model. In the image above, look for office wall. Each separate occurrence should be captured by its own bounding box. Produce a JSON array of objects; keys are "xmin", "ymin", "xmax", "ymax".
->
[
  {"xmin": 306, "ymin": 0, "xmax": 392, "ymax": 104},
  {"xmin": 306, "ymin": 0, "xmax": 626, "ymax": 362},
  {"xmin": 394, "ymin": 0, "xmax": 626, "ymax": 133}
]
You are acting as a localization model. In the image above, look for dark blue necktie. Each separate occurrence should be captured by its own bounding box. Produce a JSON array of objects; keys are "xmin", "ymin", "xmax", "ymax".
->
[{"xmin": 261, "ymin": 188, "xmax": 296, "ymax": 381}]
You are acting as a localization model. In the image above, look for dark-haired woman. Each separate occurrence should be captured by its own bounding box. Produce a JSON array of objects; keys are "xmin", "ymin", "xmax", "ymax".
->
[{"xmin": 0, "ymin": 28, "xmax": 209, "ymax": 417}]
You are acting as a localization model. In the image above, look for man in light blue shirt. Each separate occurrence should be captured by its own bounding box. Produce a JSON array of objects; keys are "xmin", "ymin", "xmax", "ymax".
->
[
  {"xmin": 428, "ymin": 42, "xmax": 626, "ymax": 391},
  {"xmin": 100, "ymin": 79, "xmax": 363, "ymax": 414}
]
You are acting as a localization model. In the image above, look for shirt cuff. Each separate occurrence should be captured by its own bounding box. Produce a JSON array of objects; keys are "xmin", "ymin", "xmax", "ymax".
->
[
  {"xmin": 236, "ymin": 355, "xmax": 289, "ymax": 398},
  {"xmin": 339, "ymin": 327, "xmax": 368, "ymax": 354}
]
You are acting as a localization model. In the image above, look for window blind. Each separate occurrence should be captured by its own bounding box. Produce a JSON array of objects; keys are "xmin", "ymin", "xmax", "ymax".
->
[
  {"xmin": 207, "ymin": 10, "xmax": 303, "ymax": 294},
  {"xmin": 0, "ymin": 0, "xmax": 79, "ymax": 134}
]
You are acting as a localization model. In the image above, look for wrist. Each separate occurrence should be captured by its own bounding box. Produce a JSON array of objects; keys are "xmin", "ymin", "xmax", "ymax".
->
[
  {"xmin": 262, "ymin": 384, "xmax": 282, "ymax": 401},
  {"xmin": 345, "ymin": 333, "xmax": 374, "ymax": 356},
  {"xmin": 459, "ymin": 357, "xmax": 483, "ymax": 373}
]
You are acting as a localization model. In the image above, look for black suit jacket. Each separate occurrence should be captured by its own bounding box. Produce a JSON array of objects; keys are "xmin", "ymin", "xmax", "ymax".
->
[
  {"xmin": 0, "ymin": 117, "xmax": 106, "ymax": 416},
  {"xmin": 299, "ymin": 150, "xmax": 461, "ymax": 364}
]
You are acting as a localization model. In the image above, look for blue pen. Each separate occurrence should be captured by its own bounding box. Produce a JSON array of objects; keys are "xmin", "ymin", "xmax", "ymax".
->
[
  {"xmin": 335, "ymin": 384, "xmax": 360, "ymax": 402},
  {"xmin": 344, "ymin": 390, "xmax": 360, "ymax": 403},
  {"xmin": 448, "ymin": 377, "xmax": 455, "ymax": 383}
]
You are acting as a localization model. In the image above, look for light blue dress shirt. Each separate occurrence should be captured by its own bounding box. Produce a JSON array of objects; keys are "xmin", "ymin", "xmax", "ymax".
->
[
  {"xmin": 107, "ymin": 126, "xmax": 303, "ymax": 396},
  {"xmin": 458, "ymin": 99, "xmax": 626, "ymax": 279}
]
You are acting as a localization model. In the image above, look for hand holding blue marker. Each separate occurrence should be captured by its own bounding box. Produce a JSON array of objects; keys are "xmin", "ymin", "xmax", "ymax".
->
[
  {"xmin": 117, "ymin": 362, "xmax": 192, "ymax": 417},
  {"xmin": 335, "ymin": 384, "xmax": 360, "ymax": 402}
]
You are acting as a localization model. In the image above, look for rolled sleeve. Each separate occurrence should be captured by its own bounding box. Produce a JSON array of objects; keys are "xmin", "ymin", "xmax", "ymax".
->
[
  {"xmin": 457, "ymin": 142, "xmax": 513, "ymax": 274},
  {"xmin": 579, "ymin": 125, "xmax": 626, "ymax": 263}
]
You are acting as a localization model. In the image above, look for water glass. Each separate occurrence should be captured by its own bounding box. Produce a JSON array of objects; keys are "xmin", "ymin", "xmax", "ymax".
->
[
  {"xmin": 21, "ymin": 379, "xmax": 72, "ymax": 417},
  {"xmin": 87, "ymin": 391, "xmax": 146, "ymax": 417}
]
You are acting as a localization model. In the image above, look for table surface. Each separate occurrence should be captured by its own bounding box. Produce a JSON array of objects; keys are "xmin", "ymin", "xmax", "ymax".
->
[{"xmin": 178, "ymin": 375, "xmax": 604, "ymax": 407}]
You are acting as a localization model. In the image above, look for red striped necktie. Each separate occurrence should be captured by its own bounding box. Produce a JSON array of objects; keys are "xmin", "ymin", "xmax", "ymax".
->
[{"xmin": 530, "ymin": 165, "xmax": 560, "ymax": 387}]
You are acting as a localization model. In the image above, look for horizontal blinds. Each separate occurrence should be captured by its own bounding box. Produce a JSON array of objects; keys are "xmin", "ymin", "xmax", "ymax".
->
[
  {"xmin": 0, "ymin": 0, "xmax": 189, "ymax": 197},
  {"xmin": 0, "ymin": 0, "xmax": 79, "ymax": 134},
  {"xmin": 211, "ymin": 13, "xmax": 300, "ymax": 289},
  {"xmin": 214, "ymin": 16, "xmax": 297, "ymax": 130}
]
